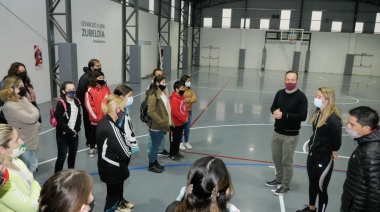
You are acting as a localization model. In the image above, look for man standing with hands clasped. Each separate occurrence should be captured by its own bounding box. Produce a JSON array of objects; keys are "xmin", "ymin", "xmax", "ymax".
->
[{"xmin": 266, "ymin": 70, "xmax": 308, "ymax": 195}]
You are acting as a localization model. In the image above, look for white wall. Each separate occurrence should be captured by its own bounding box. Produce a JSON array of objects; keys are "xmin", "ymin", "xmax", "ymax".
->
[
  {"xmin": 72, "ymin": 0, "xmax": 123, "ymax": 85},
  {"xmin": 170, "ymin": 21, "xmax": 179, "ymax": 71},
  {"xmin": 0, "ymin": 0, "xmax": 51, "ymax": 103},
  {"xmin": 200, "ymin": 27, "xmax": 380, "ymax": 76}
]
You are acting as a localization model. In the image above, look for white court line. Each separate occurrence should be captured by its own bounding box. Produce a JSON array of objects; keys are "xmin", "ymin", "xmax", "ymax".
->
[
  {"xmin": 303, "ymin": 140, "xmax": 309, "ymax": 153},
  {"xmin": 37, "ymin": 123, "xmax": 350, "ymax": 165},
  {"xmin": 312, "ymin": 74, "xmax": 329, "ymax": 81},
  {"xmin": 269, "ymin": 164, "xmax": 286, "ymax": 212},
  {"xmin": 295, "ymin": 151, "xmax": 350, "ymax": 159}
]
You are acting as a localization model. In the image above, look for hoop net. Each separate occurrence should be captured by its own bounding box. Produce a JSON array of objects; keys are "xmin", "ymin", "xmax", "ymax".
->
[{"xmin": 281, "ymin": 28, "xmax": 304, "ymax": 44}]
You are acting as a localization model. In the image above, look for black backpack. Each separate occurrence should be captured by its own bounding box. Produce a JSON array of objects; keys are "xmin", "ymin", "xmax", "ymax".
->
[{"xmin": 140, "ymin": 95, "xmax": 158, "ymax": 123}]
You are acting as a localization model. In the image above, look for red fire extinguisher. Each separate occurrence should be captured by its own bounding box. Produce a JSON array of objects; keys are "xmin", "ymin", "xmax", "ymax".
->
[{"xmin": 34, "ymin": 45, "xmax": 43, "ymax": 67}]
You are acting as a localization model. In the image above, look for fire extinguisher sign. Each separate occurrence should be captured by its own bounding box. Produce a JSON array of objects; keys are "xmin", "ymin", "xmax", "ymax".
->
[{"xmin": 34, "ymin": 45, "xmax": 43, "ymax": 68}]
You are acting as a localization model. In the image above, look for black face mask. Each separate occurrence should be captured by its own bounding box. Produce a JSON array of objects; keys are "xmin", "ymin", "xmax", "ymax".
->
[
  {"xmin": 87, "ymin": 196, "xmax": 95, "ymax": 211},
  {"xmin": 94, "ymin": 68, "xmax": 101, "ymax": 72},
  {"xmin": 158, "ymin": 84, "xmax": 166, "ymax": 91},
  {"xmin": 17, "ymin": 87, "xmax": 27, "ymax": 97},
  {"xmin": 117, "ymin": 109, "xmax": 125, "ymax": 121},
  {"xmin": 178, "ymin": 90, "xmax": 185, "ymax": 96},
  {"xmin": 17, "ymin": 72, "xmax": 27, "ymax": 82},
  {"xmin": 96, "ymin": 80, "xmax": 106, "ymax": 85}
]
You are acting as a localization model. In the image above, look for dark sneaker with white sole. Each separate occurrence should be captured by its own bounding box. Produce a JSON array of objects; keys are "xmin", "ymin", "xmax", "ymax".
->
[
  {"xmin": 265, "ymin": 179, "xmax": 282, "ymax": 187},
  {"xmin": 273, "ymin": 186, "xmax": 290, "ymax": 195},
  {"xmin": 296, "ymin": 205, "xmax": 316, "ymax": 212},
  {"xmin": 158, "ymin": 149, "xmax": 169, "ymax": 156}
]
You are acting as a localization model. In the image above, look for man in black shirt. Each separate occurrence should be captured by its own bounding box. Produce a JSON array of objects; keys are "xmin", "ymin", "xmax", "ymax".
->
[
  {"xmin": 77, "ymin": 59, "xmax": 101, "ymax": 147},
  {"xmin": 265, "ymin": 70, "xmax": 308, "ymax": 196}
]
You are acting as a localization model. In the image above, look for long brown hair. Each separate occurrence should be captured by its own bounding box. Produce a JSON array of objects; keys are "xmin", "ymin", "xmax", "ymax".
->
[
  {"xmin": 310, "ymin": 87, "xmax": 343, "ymax": 127},
  {"xmin": 0, "ymin": 76, "xmax": 22, "ymax": 102},
  {"xmin": 176, "ymin": 156, "xmax": 234, "ymax": 212},
  {"xmin": 39, "ymin": 169, "xmax": 93, "ymax": 212},
  {"xmin": 5, "ymin": 62, "xmax": 33, "ymax": 88}
]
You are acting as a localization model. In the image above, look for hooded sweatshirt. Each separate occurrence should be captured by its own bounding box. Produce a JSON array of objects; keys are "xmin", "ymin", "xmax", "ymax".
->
[{"xmin": 170, "ymin": 92, "xmax": 189, "ymax": 126}]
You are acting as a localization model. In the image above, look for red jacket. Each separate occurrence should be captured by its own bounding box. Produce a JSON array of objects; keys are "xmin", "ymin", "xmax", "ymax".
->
[
  {"xmin": 170, "ymin": 92, "xmax": 189, "ymax": 126},
  {"xmin": 85, "ymin": 85, "xmax": 111, "ymax": 125}
]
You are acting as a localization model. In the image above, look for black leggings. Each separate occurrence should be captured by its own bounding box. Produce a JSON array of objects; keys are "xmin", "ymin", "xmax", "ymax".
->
[
  {"xmin": 307, "ymin": 156, "xmax": 334, "ymax": 212},
  {"xmin": 104, "ymin": 182, "xmax": 124, "ymax": 212}
]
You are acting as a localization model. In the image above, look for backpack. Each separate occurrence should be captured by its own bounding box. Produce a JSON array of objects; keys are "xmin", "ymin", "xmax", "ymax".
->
[
  {"xmin": 50, "ymin": 98, "xmax": 80, "ymax": 127},
  {"xmin": 140, "ymin": 95, "xmax": 158, "ymax": 123}
]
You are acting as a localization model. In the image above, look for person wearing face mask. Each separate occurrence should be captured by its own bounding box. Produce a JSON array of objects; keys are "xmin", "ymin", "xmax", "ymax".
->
[
  {"xmin": 0, "ymin": 124, "xmax": 41, "ymax": 211},
  {"xmin": 77, "ymin": 59, "xmax": 102, "ymax": 148},
  {"xmin": 179, "ymin": 75, "xmax": 197, "ymax": 150},
  {"xmin": 1, "ymin": 62, "xmax": 42, "ymax": 123},
  {"xmin": 53, "ymin": 81, "xmax": 81, "ymax": 173},
  {"xmin": 169, "ymin": 81, "xmax": 189, "ymax": 161},
  {"xmin": 96, "ymin": 94, "xmax": 133, "ymax": 212},
  {"xmin": 296, "ymin": 87, "xmax": 342, "ymax": 212},
  {"xmin": 39, "ymin": 169, "xmax": 95, "ymax": 212},
  {"xmin": 114, "ymin": 85, "xmax": 139, "ymax": 154},
  {"xmin": 146, "ymin": 69, "xmax": 170, "ymax": 157},
  {"xmin": 85, "ymin": 70, "xmax": 111, "ymax": 158},
  {"xmin": 146, "ymin": 75, "xmax": 171, "ymax": 173},
  {"xmin": 0, "ymin": 76, "xmax": 40, "ymax": 174},
  {"xmin": 340, "ymin": 106, "xmax": 380, "ymax": 212},
  {"xmin": 266, "ymin": 70, "xmax": 308, "ymax": 196}
]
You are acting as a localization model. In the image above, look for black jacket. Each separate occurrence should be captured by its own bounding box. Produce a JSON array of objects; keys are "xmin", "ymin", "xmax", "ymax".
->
[
  {"xmin": 77, "ymin": 67, "xmax": 93, "ymax": 104},
  {"xmin": 308, "ymin": 112, "xmax": 342, "ymax": 163},
  {"xmin": 270, "ymin": 89, "xmax": 308, "ymax": 136},
  {"xmin": 96, "ymin": 114, "xmax": 131, "ymax": 184},
  {"xmin": 54, "ymin": 98, "xmax": 81, "ymax": 137},
  {"xmin": 341, "ymin": 129, "xmax": 380, "ymax": 212}
]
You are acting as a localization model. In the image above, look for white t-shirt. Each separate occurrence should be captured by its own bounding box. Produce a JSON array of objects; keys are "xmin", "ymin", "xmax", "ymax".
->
[{"xmin": 67, "ymin": 99, "xmax": 78, "ymax": 130}]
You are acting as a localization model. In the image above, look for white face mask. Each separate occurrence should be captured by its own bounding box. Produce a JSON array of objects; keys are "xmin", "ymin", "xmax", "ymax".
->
[
  {"xmin": 314, "ymin": 98, "xmax": 323, "ymax": 108},
  {"xmin": 10, "ymin": 143, "xmax": 26, "ymax": 158},
  {"xmin": 126, "ymin": 96, "xmax": 134, "ymax": 106},
  {"xmin": 185, "ymin": 82, "xmax": 191, "ymax": 87},
  {"xmin": 345, "ymin": 127, "xmax": 362, "ymax": 139}
]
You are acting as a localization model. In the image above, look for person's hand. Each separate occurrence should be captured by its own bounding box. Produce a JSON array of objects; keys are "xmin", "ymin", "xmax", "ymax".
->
[
  {"xmin": 273, "ymin": 109, "xmax": 283, "ymax": 119},
  {"xmin": 332, "ymin": 151, "xmax": 338, "ymax": 160}
]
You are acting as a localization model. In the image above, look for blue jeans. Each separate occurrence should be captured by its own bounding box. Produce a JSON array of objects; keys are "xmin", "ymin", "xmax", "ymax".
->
[
  {"xmin": 55, "ymin": 132, "xmax": 79, "ymax": 173},
  {"xmin": 148, "ymin": 130, "xmax": 164, "ymax": 163},
  {"xmin": 183, "ymin": 111, "xmax": 192, "ymax": 143},
  {"xmin": 19, "ymin": 150, "xmax": 38, "ymax": 173},
  {"xmin": 147, "ymin": 133, "xmax": 166, "ymax": 154}
]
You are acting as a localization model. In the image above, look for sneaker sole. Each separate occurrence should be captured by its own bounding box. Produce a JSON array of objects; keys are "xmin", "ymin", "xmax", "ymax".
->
[
  {"xmin": 148, "ymin": 168, "xmax": 163, "ymax": 173},
  {"xmin": 265, "ymin": 183, "xmax": 281, "ymax": 187},
  {"xmin": 273, "ymin": 190, "xmax": 290, "ymax": 196}
]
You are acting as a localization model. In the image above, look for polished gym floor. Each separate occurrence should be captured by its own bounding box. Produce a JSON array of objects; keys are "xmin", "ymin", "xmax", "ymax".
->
[{"xmin": 34, "ymin": 66, "xmax": 380, "ymax": 211}]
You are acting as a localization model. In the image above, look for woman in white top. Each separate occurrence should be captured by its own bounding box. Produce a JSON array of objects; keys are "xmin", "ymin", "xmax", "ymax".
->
[
  {"xmin": 0, "ymin": 124, "xmax": 41, "ymax": 212},
  {"xmin": 53, "ymin": 81, "xmax": 81, "ymax": 173}
]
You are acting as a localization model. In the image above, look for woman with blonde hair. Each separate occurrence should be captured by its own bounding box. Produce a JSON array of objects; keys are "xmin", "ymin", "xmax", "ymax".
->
[
  {"xmin": 39, "ymin": 169, "xmax": 94, "ymax": 212},
  {"xmin": 297, "ymin": 87, "xmax": 342, "ymax": 212},
  {"xmin": 96, "ymin": 94, "xmax": 134, "ymax": 211},
  {"xmin": 0, "ymin": 76, "xmax": 40, "ymax": 173},
  {"xmin": 0, "ymin": 124, "xmax": 41, "ymax": 211}
]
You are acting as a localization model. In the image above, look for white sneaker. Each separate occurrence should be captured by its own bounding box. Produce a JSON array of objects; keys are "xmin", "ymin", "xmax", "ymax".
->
[
  {"xmin": 88, "ymin": 149, "xmax": 95, "ymax": 158},
  {"xmin": 180, "ymin": 143, "xmax": 186, "ymax": 150},
  {"xmin": 184, "ymin": 142, "xmax": 192, "ymax": 149}
]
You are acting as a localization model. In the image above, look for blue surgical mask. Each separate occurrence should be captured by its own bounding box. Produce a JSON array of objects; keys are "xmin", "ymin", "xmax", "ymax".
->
[
  {"xmin": 126, "ymin": 96, "xmax": 134, "ymax": 106},
  {"xmin": 314, "ymin": 98, "xmax": 323, "ymax": 108}
]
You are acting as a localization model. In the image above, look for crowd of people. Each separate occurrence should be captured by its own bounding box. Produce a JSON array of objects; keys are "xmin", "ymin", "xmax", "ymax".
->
[{"xmin": 0, "ymin": 60, "xmax": 378, "ymax": 212}]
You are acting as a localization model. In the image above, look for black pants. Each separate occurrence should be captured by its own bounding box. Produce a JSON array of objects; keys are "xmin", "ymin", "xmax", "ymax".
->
[
  {"xmin": 169, "ymin": 124, "xmax": 185, "ymax": 156},
  {"xmin": 307, "ymin": 156, "xmax": 334, "ymax": 212},
  {"xmin": 90, "ymin": 125, "xmax": 97, "ymax": 149},
  {"xmin": 104, "ymin": 182, "xmax": 124, "ymax": 212},
  {"xmin": 82, "ymin": 104, "xmax": 91, "ymax": 145},
  {"xmin": 55, "ymin": 132, "xmax": 79, "ymax": 173}
]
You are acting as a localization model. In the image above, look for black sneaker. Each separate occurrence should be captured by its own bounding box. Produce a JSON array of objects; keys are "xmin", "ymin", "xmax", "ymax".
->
[
  {"xmin": 168, "ymin": 155, "xmax": 181, "ymax": 161},
  {"xmin": 273, "ymin": 186, "xmax": 290, "ymax": 196},
  {"xmin": 119, "ymin": 199, "xmax": 135, "ymax": 209},
  {"xmin": 296, "ymin": 205, "xmax": 316, "ymax": 212},
  {"xmin": 148, "ymin": 163, "xmax": 163, "ymax": 173},
  {"xmin": 158, "ymin": 149, "xmax": 169, "ymax": 156},
  {"xmin": 176, "ymin": 152, "xmax": 185, "ymax": 159},
  {"xmin": 154, "ymin": 160, "xmax": 165, "ymax": 171},
  {"xmin": 265, "ymin": 179, "xmax": 281, "ymax": 187}
]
